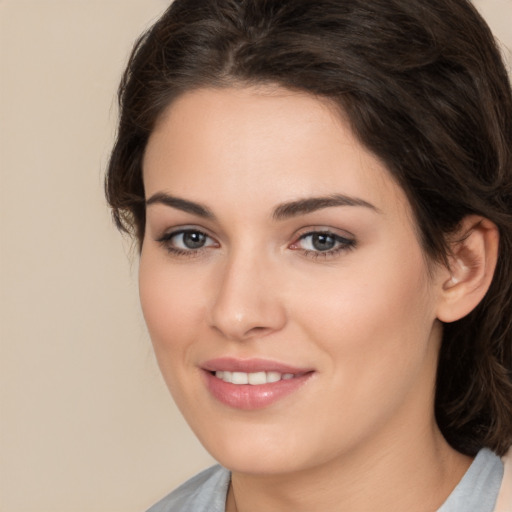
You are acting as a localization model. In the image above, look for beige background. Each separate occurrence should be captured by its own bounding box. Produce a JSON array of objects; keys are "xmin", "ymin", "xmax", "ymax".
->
[{"xmin": 0, "ymin": 1, "xmax": 510, "ymax": 511}]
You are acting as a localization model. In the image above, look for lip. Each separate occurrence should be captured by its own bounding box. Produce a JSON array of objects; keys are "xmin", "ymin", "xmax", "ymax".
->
[
  {"xmin": 202, "ymin": 357, "xmax": 311, "ymax": 374},
  {"xmin": 201, "ymin": 358, "xmax": 314, "ymax": 410}
]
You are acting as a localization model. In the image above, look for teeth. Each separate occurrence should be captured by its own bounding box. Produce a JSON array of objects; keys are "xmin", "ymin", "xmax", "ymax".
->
[
  {"xmin": 266, "ymin": 371, "xmax": 281, "ymax": 383},
  {"xmin": 214, "ymin": 370, "xmax": 296, "ymax": 385},
  {"xmin": 248, "ymin": 371, "xmax": 266, "ymax": 385},
  {"xmin": 232, "ymin": 372, "xmax": 249, "ymax": 385}
]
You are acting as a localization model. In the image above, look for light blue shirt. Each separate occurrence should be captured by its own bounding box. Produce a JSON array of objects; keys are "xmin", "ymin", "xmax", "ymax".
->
[{"xmin": 147, "ymin": 448, "xmax": 503, "ymax": 512}]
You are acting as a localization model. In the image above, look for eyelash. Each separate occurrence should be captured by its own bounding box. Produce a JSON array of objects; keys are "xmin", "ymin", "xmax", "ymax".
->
[
  {"xmin": 156, "ymin": 229, "xmax": 356, "ymax": 260},
  {"xmin": 292, "ymin": 231, "xmax": 356, "ymax": 259},
  {"xmin": 156, "ymin": 229, "xmax": 218, "ymax": 258}
]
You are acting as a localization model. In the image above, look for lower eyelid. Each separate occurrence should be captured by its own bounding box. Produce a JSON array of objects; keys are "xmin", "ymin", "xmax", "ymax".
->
[
  {"xmin": 156, "ymin": 227, "xmax": 222, "ymax": 257},
  {"xmin": 292, "ymin": 231, "xmax": 354, "ymax": 247},
  {"xmin": 155, "ymin": 227, "xmax": 354, "ymax": 256},
  {"xmin": 156, "ymin": 228, "xmax": 211, "ymax": 242}
]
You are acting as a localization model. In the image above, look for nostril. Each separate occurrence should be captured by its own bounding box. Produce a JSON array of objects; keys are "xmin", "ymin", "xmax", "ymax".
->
[{"xmin": 209, "ymin": 284, "xmax": 288, "ymax": 341}]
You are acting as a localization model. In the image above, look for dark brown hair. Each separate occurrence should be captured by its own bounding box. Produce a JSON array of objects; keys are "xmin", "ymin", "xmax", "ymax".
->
[{"xmin": 106, "ymin": 0, "xmax": 512, "ymax": 456}]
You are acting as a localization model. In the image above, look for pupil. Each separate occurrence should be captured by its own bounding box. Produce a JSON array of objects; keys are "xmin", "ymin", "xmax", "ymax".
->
[
  {"xmin": 183, "ymin": 231, "xmax": 206, "ymax": 249},
  {"xmin": 312, "ymin": 233, "xmax": 335, "ymax": 251}
]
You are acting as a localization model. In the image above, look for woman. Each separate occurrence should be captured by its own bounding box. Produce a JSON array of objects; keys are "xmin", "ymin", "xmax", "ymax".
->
[{"xmin": 106, "ymin": 0, "xmax": 512, "ymax": 510}]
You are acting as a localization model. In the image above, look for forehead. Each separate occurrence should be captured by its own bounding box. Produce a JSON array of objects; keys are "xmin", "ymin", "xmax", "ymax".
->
[{"xmin": 143, "ymin": 86, "xmax": 411, "ymax": 221}]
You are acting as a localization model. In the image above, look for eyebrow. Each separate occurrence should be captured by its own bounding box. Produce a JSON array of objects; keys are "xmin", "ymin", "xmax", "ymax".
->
[
  {"xmin": 145, "ymin": 192, "xmax": 379, "ymax": 220},
  {"xmin": 146, "ymin": 192, "xmax": 215, "ymax": 219},
  {"xmin": 272, "ymin": 194, "xmax": 379, "ymax": 220}
]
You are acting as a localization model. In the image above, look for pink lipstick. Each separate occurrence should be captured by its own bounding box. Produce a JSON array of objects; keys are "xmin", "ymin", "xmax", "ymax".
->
[{"xmin": 201, "ymin": 358, "xmax": 314, "ymax": 410}]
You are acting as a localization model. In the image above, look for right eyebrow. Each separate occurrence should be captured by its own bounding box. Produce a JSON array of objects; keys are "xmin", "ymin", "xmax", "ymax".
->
[{"xmin": 145, "ymin": 192, "xmax": 215, "ymax": 219}]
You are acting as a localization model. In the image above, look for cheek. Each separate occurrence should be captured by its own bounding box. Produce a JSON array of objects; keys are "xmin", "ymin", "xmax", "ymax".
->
[
  {"xmin": 283, "ymin": 252, "xmax": 439, "ymax": 450},
  {"xmin": 138, "ymin": 253, "xmax": 215, "ymax": 415},
  {"xmin": 293, "ymin": 249, "xmax": 437, "ymax": 381},
  {"xmin": 138, "ymin": 253, "xmax": 207, "ymax": 356}
]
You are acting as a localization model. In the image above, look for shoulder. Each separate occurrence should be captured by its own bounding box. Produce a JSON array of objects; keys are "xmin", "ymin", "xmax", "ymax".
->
[
  {"xmin": 494, "ymin": 447, "xmax": 512, "ymax": 512},
  {"xmin": 146, "ymin": 465, "xmax": 230, "ymax": 512}
]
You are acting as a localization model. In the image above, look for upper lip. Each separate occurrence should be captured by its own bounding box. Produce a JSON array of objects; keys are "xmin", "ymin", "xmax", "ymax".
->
[{"xmin": 201, "ymin": 357, "xmax": 312, "ymax": 374}]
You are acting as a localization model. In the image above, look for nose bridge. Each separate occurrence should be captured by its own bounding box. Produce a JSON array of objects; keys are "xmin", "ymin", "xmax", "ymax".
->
[{"xmin": 209, "ymin": 243, "xmax": 286, "ymax": 340}]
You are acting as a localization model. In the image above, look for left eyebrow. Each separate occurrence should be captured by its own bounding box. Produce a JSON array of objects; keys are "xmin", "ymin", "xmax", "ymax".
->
[{"xmin": 272, "ymin": 194, "xmax": 380, "ymax": 220}]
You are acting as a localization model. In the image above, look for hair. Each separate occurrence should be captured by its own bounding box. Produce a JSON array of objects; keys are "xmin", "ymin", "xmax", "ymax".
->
[{"xmin": 106, "ymin": 0, "xmax": 512, "ymax": 456}]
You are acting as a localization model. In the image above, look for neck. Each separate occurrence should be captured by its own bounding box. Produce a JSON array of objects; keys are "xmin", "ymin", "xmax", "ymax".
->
[{"xmin": 227, "ymin": 421, "xmax": 471, "ymax": 512}]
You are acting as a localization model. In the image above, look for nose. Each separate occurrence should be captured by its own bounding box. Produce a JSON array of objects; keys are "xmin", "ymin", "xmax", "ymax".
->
[{"xmin": 209, "ymin": 249, "xmax": 287, "ymax": 341}]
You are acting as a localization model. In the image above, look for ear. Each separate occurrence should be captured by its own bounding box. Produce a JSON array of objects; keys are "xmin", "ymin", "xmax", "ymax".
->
[{"xmin": 436, "ymin": 215, "xmax": 499, "ymax": 323}]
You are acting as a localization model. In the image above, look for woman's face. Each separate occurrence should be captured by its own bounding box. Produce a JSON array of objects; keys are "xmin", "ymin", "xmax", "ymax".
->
[{"xmin": 140, "ymin": 86, "xmax": 446, "ymax": 475}]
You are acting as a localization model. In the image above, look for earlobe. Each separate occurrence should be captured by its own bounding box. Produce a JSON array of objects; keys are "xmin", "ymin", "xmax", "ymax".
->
[{"xmin": 436, "ymin": 216, "xmax": 499, "ymax": 323}]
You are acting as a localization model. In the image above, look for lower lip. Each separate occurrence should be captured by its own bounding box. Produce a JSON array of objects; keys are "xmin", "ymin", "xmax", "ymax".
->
[{"xmin": 203, "ymin": 371, "xmax": 313, "ymax": 410}]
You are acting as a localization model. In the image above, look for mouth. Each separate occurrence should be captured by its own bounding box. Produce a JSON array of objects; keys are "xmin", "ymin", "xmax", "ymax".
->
[
  {"xmin": 211, "ymin": 370, "xmax": 306, "ymax": 385},
  {"xmin": 201, "ymin": 358, "xmax": 314, "ymax": 410}
]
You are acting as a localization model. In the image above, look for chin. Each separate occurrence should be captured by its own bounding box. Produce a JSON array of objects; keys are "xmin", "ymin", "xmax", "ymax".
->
[
  {"xmin": 193, "ymin": 419, "xmax": 331, "ymax": 476},
  {"xmin": 215, "ymin": 447, "xmax": 305, "ymax": 476}
]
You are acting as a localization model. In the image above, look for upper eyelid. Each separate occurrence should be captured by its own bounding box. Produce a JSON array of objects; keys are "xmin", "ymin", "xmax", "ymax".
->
[
  {"xmin": 160, "ymin": 229, "xmax": 214, "ymax": 240},
  {"xmin": 154, "ymin": 225, "xmax": 355, "ymax": 248},
  {"xmin": 156, "ymin": 228, "xmax": 219, "ymax": 255},
  {"xmin": 292, "ymin": 225, "xmax": 355, "ymax": 240},
  {"xmin": 298, "ymin": 229, "xmax": 352, "ymax": 238},
  {"xmin": 156, "ymin": 225, "xmax": 215, "ymax": 240},
  {"xmin": 145, "ymin": 212, "xmax": 227, "ymax": 238},
  {"xmin": 293, "ymin": 231, "xmax": 355, "ymax": 247},
  {"xmin": 155, "ymin": 228, "xmax": 217, "ymax": 250}
]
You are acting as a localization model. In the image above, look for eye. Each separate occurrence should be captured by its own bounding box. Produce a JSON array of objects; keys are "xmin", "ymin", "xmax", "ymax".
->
[
  {"xmin": 300, "ymin": 233, "xmax": 338, "ymax": 251},
  {"xmin": 157, "ymin": 228, "xmax": 218, "ymax": 255},
  {"xmin": 173, "ymin": 231, "xmax": 210, "ymax": 249},
  {"xmin": 290, "ymin": 230, "xmax": 355, "ymax": 258}
]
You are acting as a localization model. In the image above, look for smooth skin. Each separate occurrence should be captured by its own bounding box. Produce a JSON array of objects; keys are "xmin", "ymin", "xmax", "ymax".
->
[{"xmin": 140, "ymin": 86, "xmax": 498, "ymax": 512}]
